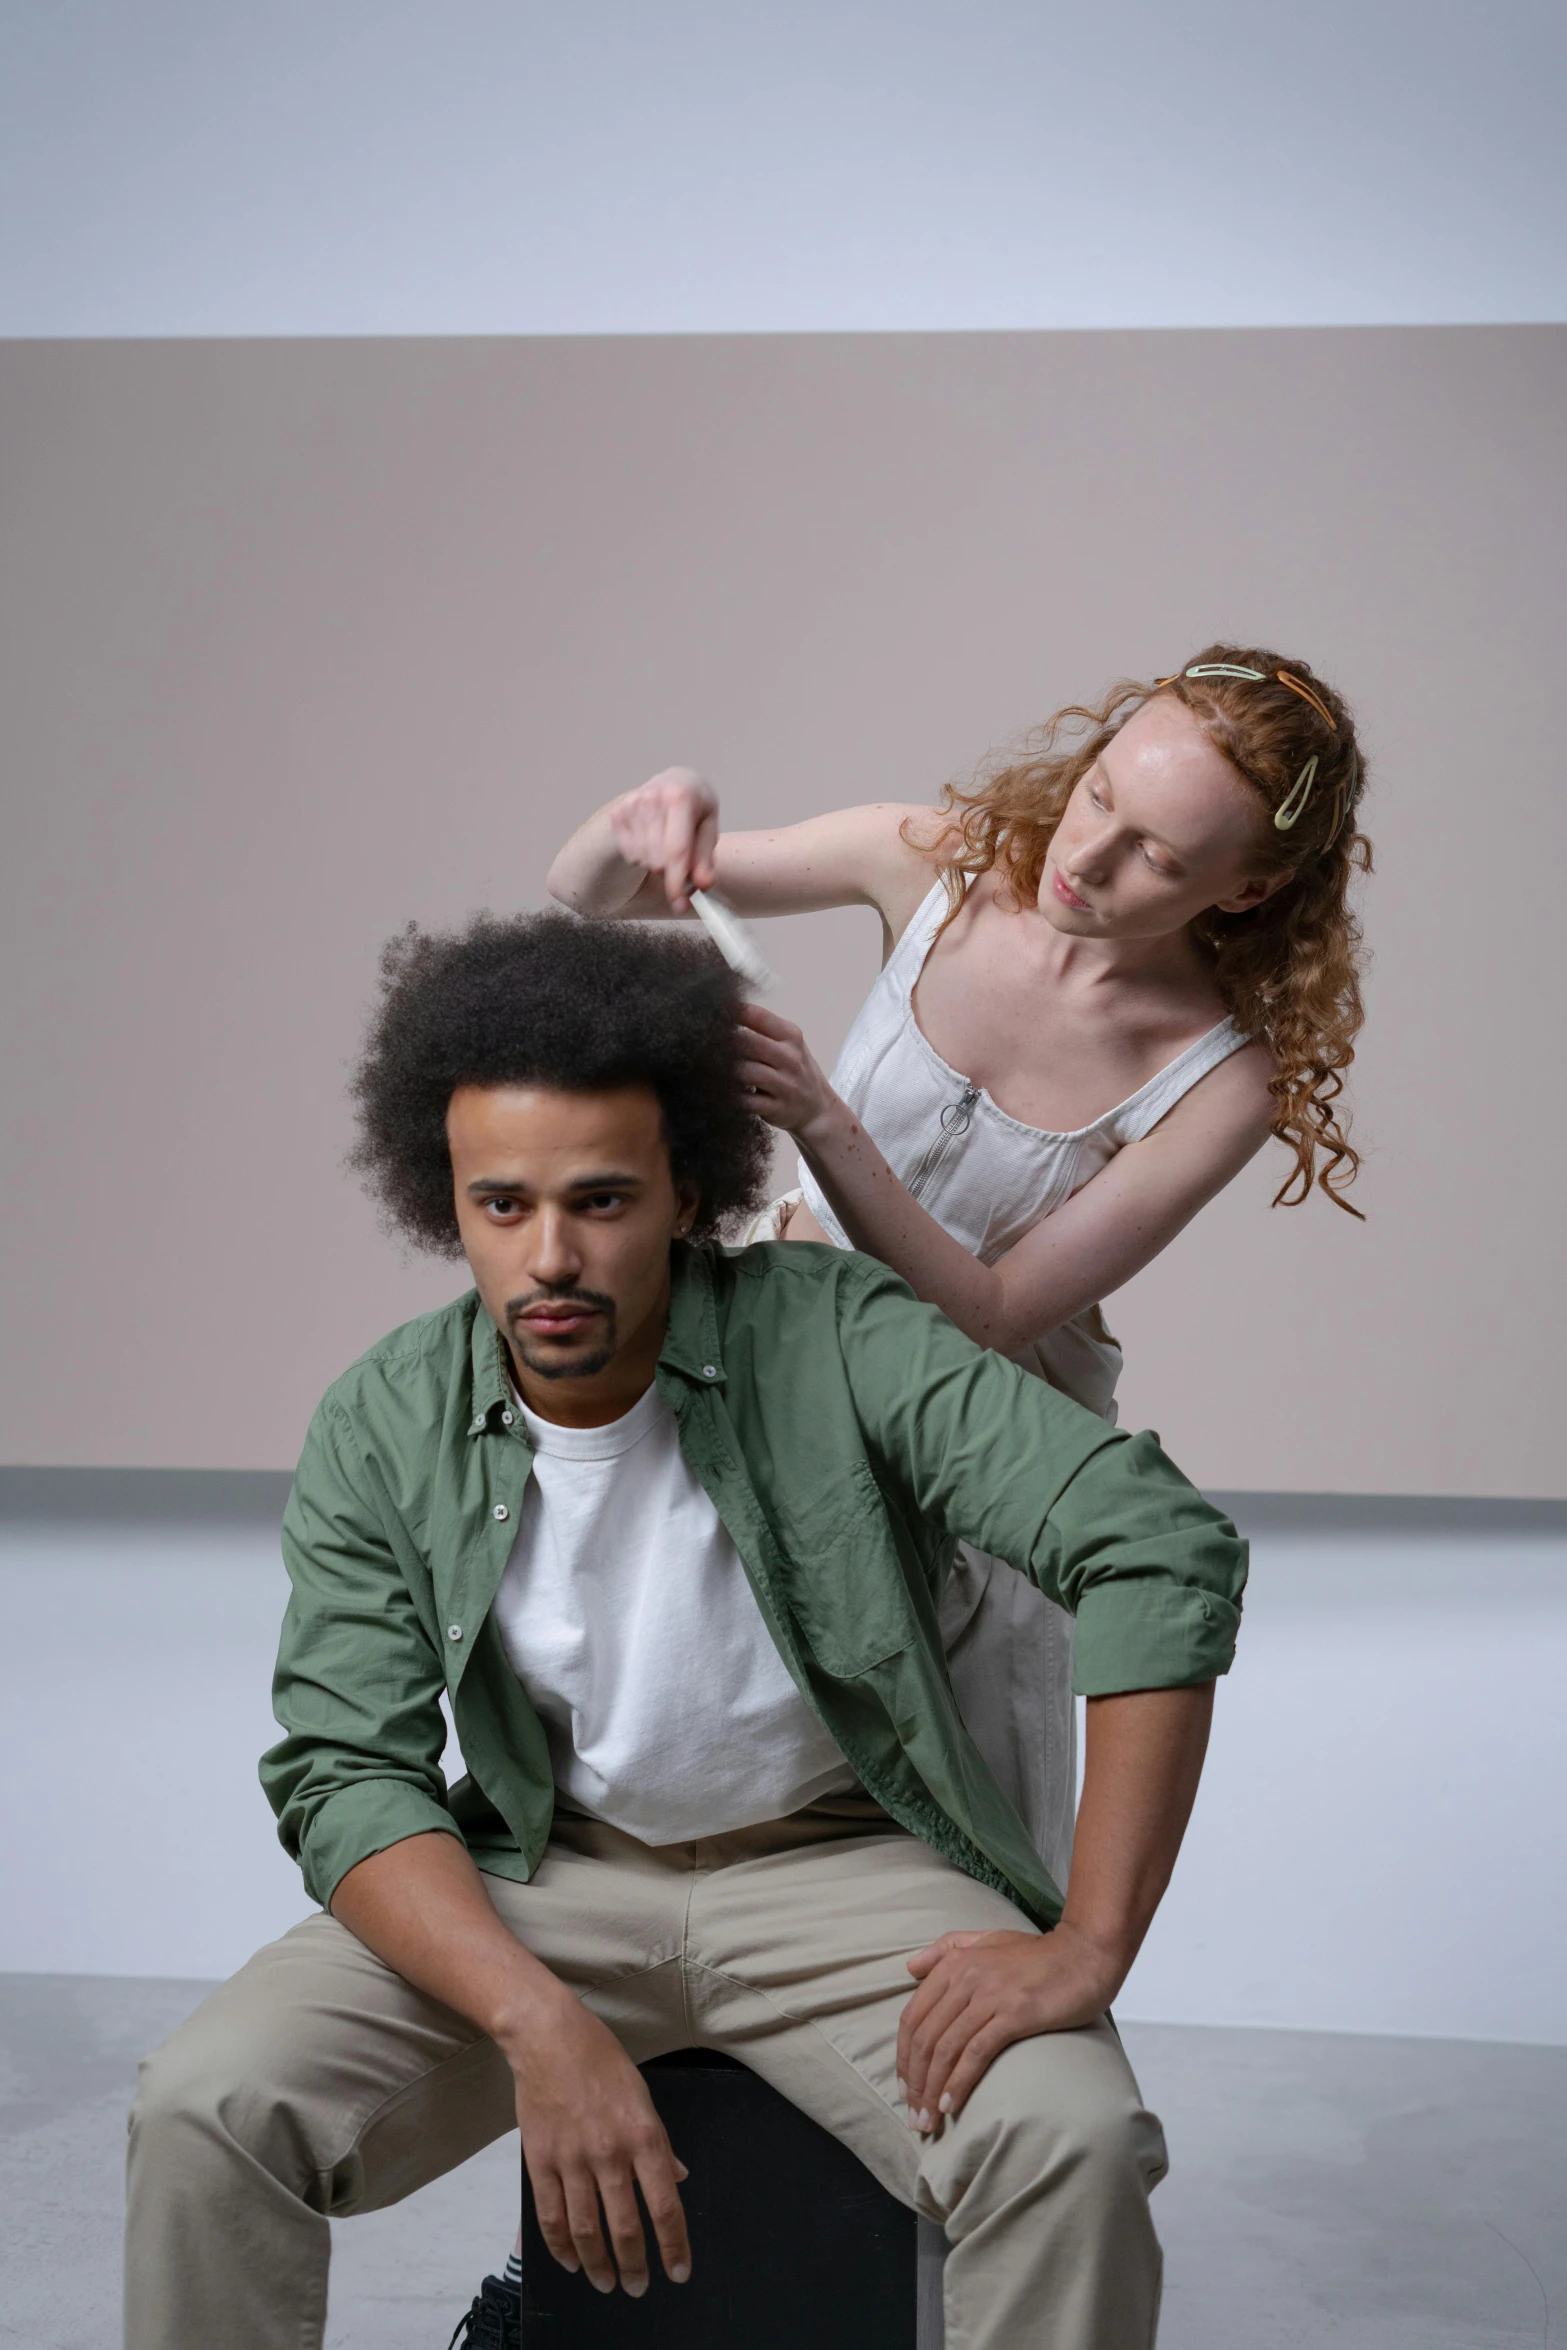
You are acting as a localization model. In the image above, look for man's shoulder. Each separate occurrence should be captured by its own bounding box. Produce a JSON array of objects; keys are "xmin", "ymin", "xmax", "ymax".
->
[
  {"xmin": 717, "ymin": 1237, "xmax": 903, "ymax": 1301},
  {"xmin": 316, "ymin": 1288, "xmax": 481, "ymax": 1427},
  {"xmin": 711, "ymin": 1237, "xmax": 927, "ymax": 1348}
]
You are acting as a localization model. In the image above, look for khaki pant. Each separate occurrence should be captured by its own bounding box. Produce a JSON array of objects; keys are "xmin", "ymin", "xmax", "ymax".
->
[{"xmin": 126, "ymin": 1805, "xmax": 1167, "ymax": 2349}]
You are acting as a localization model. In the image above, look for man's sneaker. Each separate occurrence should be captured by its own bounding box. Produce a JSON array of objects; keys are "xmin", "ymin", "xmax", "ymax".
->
[{"xmin": 444, "ymin": 2271, "xmax": 520, "ymax": 2350}]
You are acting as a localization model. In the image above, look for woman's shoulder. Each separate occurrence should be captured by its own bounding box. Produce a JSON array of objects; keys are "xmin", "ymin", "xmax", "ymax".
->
[
  {"xmin": 825, "ymin": 803, "xmax": 955, "ymax": 940},
  {"xmin": 1144, "ymin": 1030, "xmax": 1277, "ymax": 1147}
]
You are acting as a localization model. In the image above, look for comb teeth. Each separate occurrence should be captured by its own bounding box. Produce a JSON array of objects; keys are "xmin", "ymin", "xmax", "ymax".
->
[{"xmin": 690, "ymin": 890, "xmax": 774, "ymax": 991}]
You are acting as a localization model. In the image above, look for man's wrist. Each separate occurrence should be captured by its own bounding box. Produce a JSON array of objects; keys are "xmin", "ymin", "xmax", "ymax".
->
[
  {"xmin": 486, "ymin": 1966, "xmax": 577, "ymax": 2061},
  {"xmin": 1050, "ymin": 1913, "xmax": 1139, "ymax": 2002}
]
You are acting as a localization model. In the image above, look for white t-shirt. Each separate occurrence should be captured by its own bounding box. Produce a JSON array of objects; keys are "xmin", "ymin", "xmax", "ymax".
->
[{"xmin": 492, "ymin": 1381, "xmax": 854, "ymax": 1843}]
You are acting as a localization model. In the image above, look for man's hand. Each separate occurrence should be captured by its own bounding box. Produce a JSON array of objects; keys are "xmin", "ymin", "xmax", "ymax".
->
[
  {"xmin": 897, "ymin": 1684, "xmax": 1216, "ymax": 2135},
  {"xmin": 897, "ymin": 1921, "xmax": 1122, "ymax": 2133},
  {"xmin": 504, "ymin": 1986, "xmax": 691, "ymax": 2297},
  {"xmin": 329, "ymin": 1832, "xmax": 693, "ymax": 2296}
]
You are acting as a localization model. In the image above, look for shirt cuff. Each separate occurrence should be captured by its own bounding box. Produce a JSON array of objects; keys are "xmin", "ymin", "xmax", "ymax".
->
[
  {"xmin": 1070, "ymin": 1581, "xmax": 1241, "ymax": 1696},
  {"xmin": 295, "ymin": 1777, "xmax": 465, "ymax": 1911}
]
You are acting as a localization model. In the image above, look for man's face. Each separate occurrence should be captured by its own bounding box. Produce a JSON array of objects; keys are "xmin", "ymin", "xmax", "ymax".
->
[{"xmin": 447, "ymin": 1083, "xmax": 698, "ymax": 1424}]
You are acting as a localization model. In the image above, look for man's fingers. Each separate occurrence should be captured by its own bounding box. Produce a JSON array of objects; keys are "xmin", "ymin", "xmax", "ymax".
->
[
  {"xmin": 528, "ymin": 2167, "xmax": 580, "ymax": 2274},
  {"xmin": 902, "ymin": 1979, "xmax": 973, "ymax": 2124},
  {"xmin": 635, "ymin": 2147, "xmax": 694, "ymax": 2285},
  {"xmin": 597, "ymin": 2166, "xmax": 652, "ymax": 2298},
  {"xmin": 897, "ymin": 1944, "xmax": 981, "ymax": 2082},
  {"xmin": 931, "ymin": 2018, "xmax": 1011, "ymax": 2122},
  {"xmin": 907, "ymin": 1931, "xmax": 985, "ymax": 1978},
  {"xmin": 922, "ymin": 1995, "xmax": 1000, "ymax": 2123},
  {"xmin": 896, "ymin": 1967, "xmax": 949, "ymax": 2091},
  {"xmin": 562, "ymin": 2169, "xmax": 617, "ymax": 2294}
]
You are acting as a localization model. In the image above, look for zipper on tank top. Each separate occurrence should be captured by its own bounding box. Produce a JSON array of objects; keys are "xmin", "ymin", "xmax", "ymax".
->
[{"xmin": 906, "ymin": 1083, "xmax": 981, "ymax": 1200}]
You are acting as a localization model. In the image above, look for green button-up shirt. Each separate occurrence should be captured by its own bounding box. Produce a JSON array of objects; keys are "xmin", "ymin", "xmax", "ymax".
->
[{"xmin": 263, "ymin": 1241, "xmax": 1246, "ymax": 1929}]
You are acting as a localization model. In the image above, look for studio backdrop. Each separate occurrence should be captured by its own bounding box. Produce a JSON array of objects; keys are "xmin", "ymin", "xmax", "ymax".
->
[{"xmin": 2, "ymin": 326, "xmax": 1562, "ymax": 1492}]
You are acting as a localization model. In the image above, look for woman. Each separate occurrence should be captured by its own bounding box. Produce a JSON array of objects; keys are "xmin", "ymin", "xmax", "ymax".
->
[{"xmin": 548, "ymin": 646, "xmax": 1370, "ymax": 1881}]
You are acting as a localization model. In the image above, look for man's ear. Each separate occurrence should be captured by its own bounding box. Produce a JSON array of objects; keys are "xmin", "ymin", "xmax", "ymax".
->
[{"xmin": 673, "ymin": 1182, "xmax": 701, "ymax": 1238}]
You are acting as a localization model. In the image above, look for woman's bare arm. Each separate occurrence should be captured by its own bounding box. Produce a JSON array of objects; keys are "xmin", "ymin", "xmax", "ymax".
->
[
  {"xmin": 739, "ymin": 1007, "xmax": 1276, "ymax": 1352},
  {"xmin": 546, "ymin": 766, "xmax": 941, "ymax": 944}
]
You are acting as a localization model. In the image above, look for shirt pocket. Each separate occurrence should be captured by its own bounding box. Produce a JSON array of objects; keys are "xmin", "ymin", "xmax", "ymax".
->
[{"xmin": 764, "ymin": 1457, "xmax": 919, "ymax": 1679}]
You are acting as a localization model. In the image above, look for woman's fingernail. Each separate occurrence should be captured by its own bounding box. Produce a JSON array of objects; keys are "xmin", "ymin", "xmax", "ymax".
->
[
  {"xmin": 918, "ymin": 2109, "xmax": 931, "ymax": 2130},
  {"xmin": 671, "ymin": 2264, "xmax": 691, "ymax": 2285},
  {"xmin": 938, "ymin": 2093, "xmax": 953, "ymax": 2113},
  {"xmin": 897, "ymin": 2077, "xmax": 908, "ymax": 2100}
]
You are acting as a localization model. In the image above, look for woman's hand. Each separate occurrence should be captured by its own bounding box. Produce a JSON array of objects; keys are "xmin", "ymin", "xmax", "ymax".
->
[
  {"xmin": 606, "ymin": 768, "xmax": 720, "ymax": 914},
  {"xmin": 737, "ymin": 1003, "xmax": 840, "ymax": 1143}
]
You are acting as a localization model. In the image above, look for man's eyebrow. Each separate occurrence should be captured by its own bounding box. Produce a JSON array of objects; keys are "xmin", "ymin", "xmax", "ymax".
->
[
  {"xmin": 564, "ymin": 1168, "xmax": 645, "ymax": 1191},
  {"xmin": 464, "ymin": 1168, "xmax": 645, "ymax": 1197}
]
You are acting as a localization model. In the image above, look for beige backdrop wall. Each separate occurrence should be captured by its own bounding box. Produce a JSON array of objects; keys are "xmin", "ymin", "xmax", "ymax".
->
[{"xmin": 3, "ymin": 329, "xmax": 1562, "ymax": 1492}]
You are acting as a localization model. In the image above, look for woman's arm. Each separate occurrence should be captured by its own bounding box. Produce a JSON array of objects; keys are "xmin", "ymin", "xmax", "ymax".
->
[
  {"xmin": 738, "ymin": 1006, "xmax": 1276, "ymax": 1352},
  {"xmin": 546, "ymin": 765, "xmax": 940, "ymax": 941}
]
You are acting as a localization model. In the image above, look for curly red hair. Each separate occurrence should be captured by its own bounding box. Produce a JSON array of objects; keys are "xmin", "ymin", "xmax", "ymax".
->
[{"xmin": 906, "ymin": 645, "xmax": 1372, "ymax": 1213}]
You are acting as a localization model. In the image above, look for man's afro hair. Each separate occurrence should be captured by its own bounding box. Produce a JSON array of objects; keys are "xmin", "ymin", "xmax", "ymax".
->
[{"xmin": 348, "ymin": 910, "xmax": 773, "ymax": 1254}]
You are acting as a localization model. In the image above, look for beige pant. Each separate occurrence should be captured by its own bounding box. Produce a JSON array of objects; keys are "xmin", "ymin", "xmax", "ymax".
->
[{"xmin": 126, "ymin": 1805, "xmax": 1167, "ymax": 2350}]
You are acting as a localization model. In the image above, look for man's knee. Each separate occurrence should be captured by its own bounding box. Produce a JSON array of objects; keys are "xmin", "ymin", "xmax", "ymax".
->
[
  {"xmin": 129, "ymin": 1992, "xmax": 322, "ymax": 2198},
  {"xmin": 935, "ymin": 2025, "xmax": 1168, "ymax": 2219}
]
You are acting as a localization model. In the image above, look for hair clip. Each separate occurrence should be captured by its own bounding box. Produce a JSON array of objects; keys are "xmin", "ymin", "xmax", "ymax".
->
[
  {"xmin": 1184, "ymin": 663, "xmax": 1267, "ymax": 681},
  {"xmin": 1274, "ymin": 755, "xmax": 1317, "ymax": 831},
  {"xmin": 1322, "ymin": 750, "xmax": 1358, "ymax": 850},
  {"xmin": 1273, "ymin": 670, "xmax": 1338, "ymax": 730}
]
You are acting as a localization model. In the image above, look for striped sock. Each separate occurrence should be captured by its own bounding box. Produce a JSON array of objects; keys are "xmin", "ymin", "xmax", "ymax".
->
[{"xmin": 503, "ymin": 2246, "xmax": 523, "ymax": 2294}]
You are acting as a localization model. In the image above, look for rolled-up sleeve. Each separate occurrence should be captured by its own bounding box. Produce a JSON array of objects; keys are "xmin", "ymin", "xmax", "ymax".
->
[
  {"xmin": 837, "ymin": 1260, "xmax": 1247, "ymax": 1692},
  {"xmin": 261, "ymin": 1399, "xmax": 462, "ymax": 1908}
]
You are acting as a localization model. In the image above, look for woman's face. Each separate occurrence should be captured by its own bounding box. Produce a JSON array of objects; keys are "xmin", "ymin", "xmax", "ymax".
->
[{"xmin": 1041, "ymin": 696, "xmax": 1286, "ymax": 941}]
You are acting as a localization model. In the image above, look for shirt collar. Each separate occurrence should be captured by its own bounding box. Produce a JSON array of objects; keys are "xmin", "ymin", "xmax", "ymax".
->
[
  {"xmin": 658, "ymin": 1241, "xmax": 727, "ymax": 1388},
  {"xmin": 467, "ymin": 1305, "xmax": 513, "ymax": 1436},
  {"xmin": 465, "ymin": 1242, "xmax": 725, "ymax": 1438}
]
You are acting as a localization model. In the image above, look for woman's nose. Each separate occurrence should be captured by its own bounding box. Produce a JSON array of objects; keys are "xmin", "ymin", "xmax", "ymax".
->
[{"xmin": 1068, "ymin": 821, "xmax": 1114, "ymax": 885}]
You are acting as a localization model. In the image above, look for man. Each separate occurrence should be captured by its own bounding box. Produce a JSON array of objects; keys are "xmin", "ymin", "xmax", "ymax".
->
[{"xmin": 126, "ymin": 911, "xmax": 1245, "ymax": 2350}]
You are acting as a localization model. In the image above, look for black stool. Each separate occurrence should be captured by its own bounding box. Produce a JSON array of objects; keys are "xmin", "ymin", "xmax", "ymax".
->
[{"xmin": 520, "ymin": 2049, "xmax": 945, "ymax": 2346}]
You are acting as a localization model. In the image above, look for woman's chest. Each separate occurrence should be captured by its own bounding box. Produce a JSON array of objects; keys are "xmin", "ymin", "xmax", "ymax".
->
[{"xmin": 912, "ymin": 926, "xmax": 1190, "ymax": 1136}]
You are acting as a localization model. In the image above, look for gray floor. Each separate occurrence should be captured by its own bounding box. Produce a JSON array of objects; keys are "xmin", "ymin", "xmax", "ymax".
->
[{"xmin": 2, "ymin": 1975, "xmax": 1562, "ymax": 2350}]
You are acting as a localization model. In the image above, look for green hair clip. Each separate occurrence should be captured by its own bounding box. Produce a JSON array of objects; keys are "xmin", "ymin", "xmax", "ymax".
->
[
  {"xmin": 1274, "ymin": 755, "xmax": 1317, "ymax": 831},
  {"xmin": 1154, "ymin": 661, "xmax": 1354, "ymax": 843}
]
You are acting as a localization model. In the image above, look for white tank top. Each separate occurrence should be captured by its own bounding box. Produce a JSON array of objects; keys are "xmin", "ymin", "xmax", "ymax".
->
[{"xmin": 798, "ymin": 882, "xmax": 1250, "ymax": 1418}]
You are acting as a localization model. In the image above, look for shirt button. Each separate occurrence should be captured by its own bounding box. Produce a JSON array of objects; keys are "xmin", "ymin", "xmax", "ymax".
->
[
  {"xmin": 446, "ymin": 1623, "xmax": 463, "ymax": 1642},
  {"xmin": 470, "ymin": 1417, "xmax": 485, "ymax": 1434},
  {"xmin": 501, "ymin": 1410, "xmax": 514, "ymax": 1426},
  {"xmin": 493, "ymin": 1502, "xmax": 510, "ymax": 1521},
  {"xmin": 702, "ymin": 1364, "xmax": 718, "ymax": 1379}
]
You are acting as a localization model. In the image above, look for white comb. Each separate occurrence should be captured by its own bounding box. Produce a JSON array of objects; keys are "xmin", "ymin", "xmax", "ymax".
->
[{"xmin": 690, "ymin": 889, "xmax": 774, "ymax": 991}]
